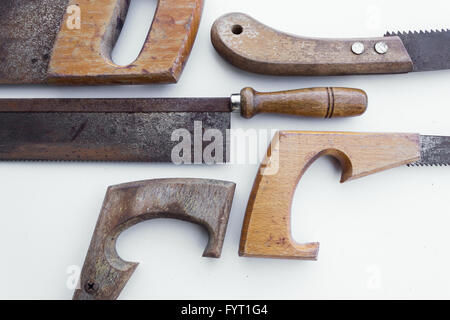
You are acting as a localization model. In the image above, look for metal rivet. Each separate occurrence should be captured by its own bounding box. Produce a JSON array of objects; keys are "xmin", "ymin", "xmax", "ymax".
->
[
  {"xmin": 351, "ymin": 42, "xmax": 365, "ymax": 55},
  {"xmin": 375, "ymin": 41, "xmax": 389, "ymax": 54}
]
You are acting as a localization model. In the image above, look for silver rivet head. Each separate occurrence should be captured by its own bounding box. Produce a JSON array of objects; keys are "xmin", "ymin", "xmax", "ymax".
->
[
  {"xmin": 351, "ymin": 42, "xmax": 365, "ymax": 55},
  {"xmin": 375, "ymin": 41, "xmax": 389, "ymax": 54}
]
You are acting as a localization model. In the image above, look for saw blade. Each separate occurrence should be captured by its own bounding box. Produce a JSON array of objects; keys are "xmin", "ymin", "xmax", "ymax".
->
[
  {"xmin": 0, "ymin": 112, "xmax": 230, "ymax": 163},
  {"xmin": 385, "ymin": 30, "xmax": 450, "ymax": 72},
  {"xmin": 408, "ymin": 135, "xmax": 450, "ymax": 167},
  {"xmin": 0, "ymin": 0, "xmax": 69, "ymax": 84}
]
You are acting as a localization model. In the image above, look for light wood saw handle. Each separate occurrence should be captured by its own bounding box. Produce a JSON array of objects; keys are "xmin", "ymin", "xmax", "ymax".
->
[
  {"xmin": 240, "ymin": 87, "xmax": 367, "ymax": 118},
  {"xmin": 48, "ymin": 0, "xmax": 204, "ymax": 84},
  {"xmin": 240, "ymin": 131, "xmax": 421, "ymax": 260}
]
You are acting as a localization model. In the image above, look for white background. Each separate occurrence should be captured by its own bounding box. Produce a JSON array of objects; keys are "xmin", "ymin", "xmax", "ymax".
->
[{"xmin": 1, "ymin": 0, "xmax": 450, "ymax": 299}]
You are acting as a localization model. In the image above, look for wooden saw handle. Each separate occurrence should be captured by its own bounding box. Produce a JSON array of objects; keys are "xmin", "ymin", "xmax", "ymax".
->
[
  {"xmin": 73, "ymin": 178, "xmax": 236, "ymax": 300},
  {"xmin": 48, "ymin": 0, "xmax": 204, "ymax": 84},
  {"xmin": 240, "ymin": 131, "xmax": 421, "ymax": 260},
  {"xmin": 240, "ymin": 87, "xmax": 367, "ymax": 118},
  {"xmin": 211, "ymin": 13, "xmax": 414, "ymax": 76}
]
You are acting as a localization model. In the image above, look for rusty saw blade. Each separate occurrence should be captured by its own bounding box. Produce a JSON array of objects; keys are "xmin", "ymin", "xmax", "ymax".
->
[
  {"xmin": 0, "ymin": 98, "xmax": 231, "ymax": 164},
  {"xmin": 408, "ymin": 135, "xmax": 450, "ymax": 166},
  {"xmin": 385, "ymin": 30, "xmax": 450, "ymax": 72},
  {"xmin": 0, "ymin": 0, "xmax": 69, "ymax": 84}
]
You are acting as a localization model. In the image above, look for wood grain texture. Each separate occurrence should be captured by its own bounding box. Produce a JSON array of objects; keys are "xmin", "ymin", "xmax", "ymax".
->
[
  {"xmin": 48, "ymin": 0, "xmax": 204, "ymax": 85},
  {"xmin": 73, "ymin": 178, "xmax": 236, "ymax": 300},
  {"xmin": 211, "ymin": 13, "xmax": 414, "ymax": 76},
  {"xmin": 240, "ymin": 131, "xmax": 421, "ymax": 260},
  {"xmin": 240, "ymin": 87, "xmax": 368, "ymax": 118}
]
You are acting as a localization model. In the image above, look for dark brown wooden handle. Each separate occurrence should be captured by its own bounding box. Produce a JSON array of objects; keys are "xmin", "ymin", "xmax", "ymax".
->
[
  {"xmin": 211, "ymin": 13, "xmax": 414, "ymax": 76},
  {"xmin": 240, "ymin": 87, "xmax": 368, "ymax": 119},
  {"xmin": 74, "ymin": 179, "xmax": 236, "ymax": 300}
]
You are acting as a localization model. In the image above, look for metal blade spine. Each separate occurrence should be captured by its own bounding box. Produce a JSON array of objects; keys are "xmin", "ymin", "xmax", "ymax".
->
[{"xmin": 0, "ymin": 98, "xmax": 232, "ymax": 113}]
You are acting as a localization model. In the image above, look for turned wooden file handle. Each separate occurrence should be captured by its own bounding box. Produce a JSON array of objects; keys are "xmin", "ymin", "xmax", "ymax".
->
[
  {"xmin": 240, "ymin": 87, "xmax": 367, "ymax": 118},
  {"xmin": 240, "ymin": 131, "xmax": 421, "ymax": 260},
  {"xmin": 212, "ymin": 13, "xmax": 413, "ymax": 76}
]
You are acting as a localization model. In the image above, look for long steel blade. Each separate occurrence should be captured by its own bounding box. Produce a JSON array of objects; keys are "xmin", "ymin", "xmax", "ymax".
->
[
  {"xmin": 0, "ymin": 112, "xmax": 230, "ymax": 163},
  {"xmin": 385, "ymin": 30, "xmax": 450, "ymax": 72},
  {"xmin": 408, "ymin": 135, "xmax": 450, "ymax": 166},
  {"xmin": 0, "ymin": 0, "xmax": 69, "ymax": 84}
]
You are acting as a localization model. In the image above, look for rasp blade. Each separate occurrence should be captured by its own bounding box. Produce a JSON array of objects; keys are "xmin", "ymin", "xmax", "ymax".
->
[
  {"xmin": 0, "ymin": 113, "xmax": 230, "ymax": 163},
  {"xmin": 409, "ymin": 135, "xmax": 450, "ymax": 167},
  {"xmin": 385, "ymin": 30, "xmax": 450, "ymax": 72}
]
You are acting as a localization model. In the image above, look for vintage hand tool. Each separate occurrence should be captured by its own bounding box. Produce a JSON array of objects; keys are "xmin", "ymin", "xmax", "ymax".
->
[
  {"xmin": 240, "ymin": 131, "xmax": 450, "ymax": 260},
  {"xmin": 73, "ymin": 178, "xmax": 236, "ymax": 300},
  {"xmin": 212, "ymin": 13, "xmax": 450, "ymax": 76},
  {"xmin": 0, "ymin": 87, "xmax": 367, "ymax": 163},
  {"xmin": 0, "ymin": 0, "xmax": 203, "ymax": 85}
]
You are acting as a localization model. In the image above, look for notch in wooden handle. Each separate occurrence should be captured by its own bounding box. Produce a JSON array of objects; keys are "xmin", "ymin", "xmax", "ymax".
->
[{"xmin": 239, "ymin": 87, "xmax": 368, "ymax": 119}]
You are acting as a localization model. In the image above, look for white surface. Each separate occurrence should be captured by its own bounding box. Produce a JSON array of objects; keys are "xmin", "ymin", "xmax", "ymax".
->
[{"xmin": 1, "ymin": 0, "xmax": 450, "ymax": 300}]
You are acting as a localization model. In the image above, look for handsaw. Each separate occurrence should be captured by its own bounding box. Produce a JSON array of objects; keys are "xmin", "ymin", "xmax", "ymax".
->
[
  {"xmin": 239, "ymin": 131, "xmax": 450, "ymax": 260},
  {"xmin": 0, "ymin": 0, "xmax": 204, "ymax": 85},
  {"xmin": 0, "ymin": 87, "xmax": 367, "ymax": 163},
  {"xmin": 211, "ymin": 13, "xmax": 450, "ymax": 76}
]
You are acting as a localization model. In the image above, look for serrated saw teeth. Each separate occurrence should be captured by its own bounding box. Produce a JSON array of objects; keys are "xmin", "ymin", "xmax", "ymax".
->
[
  {"xmin": 407, "ymin": 162, "xmax": 450, "ymax": 167},
  {"xmin": 385, "ymin": 29, "xmax": 450, "ymax": 37},
  {"xmin": 386, "ymin": 28, "xmax": 450, "ymax": 72}
]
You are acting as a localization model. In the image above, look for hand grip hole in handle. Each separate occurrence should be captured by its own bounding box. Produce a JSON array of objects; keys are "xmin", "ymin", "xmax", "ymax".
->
[
  {"xmin": 111, "ymin": 0, "xmax": 157, "ymax": 66},
  {"xmin": 48, "ymin": 0, "xmax": 205, "ymax": 84}
]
